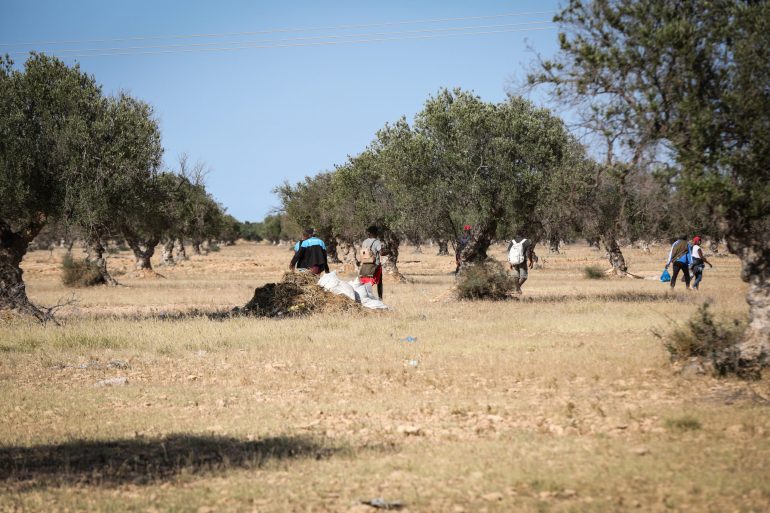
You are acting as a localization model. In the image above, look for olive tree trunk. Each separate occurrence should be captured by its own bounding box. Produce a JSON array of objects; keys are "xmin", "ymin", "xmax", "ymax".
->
[
  {"xmin": 601, "ymin": 235, "xmax": 628, "ymax": 276},
  {"xmin": 728, "ymin": 232, "xmax": 770, "ymax": 374},
  {"xmin": 175, "ymin": 238, "xmax": 188, "ymax": 261},
  {"xmin": 382, "ymin": 230, "xmax": 407, "ymax": 282},
  {"xmin": 437, "ymin": 239, "xmax": 449, "ymax": 256},
  {"xmin": 325, "ymin": 236, "xmax": 340, "ymax": 263},
  {"xmin": 85, "ymin": 237, "xmax": 118, "ymax": 286},
  {"xmin": 125, "ymin": 237, "xmax": 158, "ymax": 270},
  {"xmin": 0, "ymin": 220, "xmax": 45, "ymax": 320},
  {"xmin": 159, "ymin": 239, "xmax": 175, "ymax": 266},
  {"xmin": 192, "ymin": 239, "xmax": 206, "ymax": 256},
  {"xmin": 457, "ymin": 213, "xmax": 500, "ymax": 272}
]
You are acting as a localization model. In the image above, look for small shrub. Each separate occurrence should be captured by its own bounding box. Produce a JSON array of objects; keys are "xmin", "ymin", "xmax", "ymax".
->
[
  {"xmin": 583, "ymin": 265, "xmax": 606, "ymax": 279},
  {"xmin": 456, "ymin": 260, "xmax": 516, "ymax": 300},
  {"xmin": 208, "ymin": 242, "xmax": 221, "ymax": 252},
  {"xmin": 665, "ymin": 415, "xmax": 702, "ymax": 432},
  {"xmin": 658, "ymin": 302, "xmax": 746, "ymax": 376},
  {"xmin": 61, "ymin": 254, "xmax": 105, "ymax": 287}
]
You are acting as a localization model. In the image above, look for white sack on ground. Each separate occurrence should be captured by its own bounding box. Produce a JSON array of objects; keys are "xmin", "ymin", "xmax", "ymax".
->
[
  {"xmin": 317, "ymin": 272, "xmax": 388, "ymax": 310},
  {"xmin": 318, "ymin": 272, "xmax": 358, "ymax": 301},
  {"xmin": 350, "ymin": 278, "xmax": 388, "ymax": 310}
]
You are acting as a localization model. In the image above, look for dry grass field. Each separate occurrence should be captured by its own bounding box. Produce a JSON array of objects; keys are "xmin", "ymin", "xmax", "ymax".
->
[{"xmin": 1, "ymin": 241, "xmax": 768, "ymax": 512}]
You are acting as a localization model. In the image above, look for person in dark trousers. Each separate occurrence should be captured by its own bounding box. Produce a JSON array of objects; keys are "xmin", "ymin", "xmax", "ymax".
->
[
  {"xmin": 289, "ymin": 228, "xmax": 329, "ymax": 275},
  {"xmin": 690, "ymin": 235, "xmax": 713, "ymax": 290},
  {"xmin": 455, "ymin": 225, "xmax": 472, "ymax": 274},
  {"xmin": 358, "ymin": 225, "xmax": 389, "ymax": 300},
  {"xmin": 665, "ymin": 236, "xmax": 692, "ymax": 289},
  {"xmin": 507, "ymin": 235, "xmax": 534, "ymax": 293}
]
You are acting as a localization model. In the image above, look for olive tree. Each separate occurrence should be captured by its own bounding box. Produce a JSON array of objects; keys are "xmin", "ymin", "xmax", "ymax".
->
[
  {"xmin": 408, "ymin": 89, "xmax": 590, "ymax": 269},
  {"xmin": 533, "ymin": 0, "xmax": 770, "ymax": 368},
  {"xmin": 275, "ymin": 172, "xmax": 341, "ymax": 262},
  {"xmin": 0, "ymin": 54, "xmax": 103, "ymax": 317},
  {"xmin": 69, "ymin": 92, "xmax": 163, "ymax": 281}
]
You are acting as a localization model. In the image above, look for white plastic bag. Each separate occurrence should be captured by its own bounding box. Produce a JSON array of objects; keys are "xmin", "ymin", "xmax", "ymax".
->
[{"xmin": 318, "ymin": 272, "xmax": 358, "ymax": 301}]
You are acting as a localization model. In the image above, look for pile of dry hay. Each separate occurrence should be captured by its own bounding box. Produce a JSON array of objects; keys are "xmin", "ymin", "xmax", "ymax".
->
[{"xmin": 234, "ymin": 272, "xmax": 361, "ymax": 318}]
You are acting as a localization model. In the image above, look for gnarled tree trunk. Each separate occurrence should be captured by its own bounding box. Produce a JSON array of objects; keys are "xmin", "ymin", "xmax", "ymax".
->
[
  {"xmin": 0, "ymin": 220, "xmax": 45, "ymax": 320},
  {"xmin": 601, "ymin": 235, "xmax": 628, "ymax": 276},
  {"xmin": 382, "ymin": 230, "xmax": 407, "ymax": 282},
  {"xmin": 437, "ymin": 239, "xmax": 449, "ymax": 256},
  {"xmin": 175, "ymin": 238, "xmax": 188, "ymax": 261},
  {"xmin": 159, "ymin": 239, "xmax": 175, "ymax": 266},
  {"xmin": 85, "ymin": 237, "xmax": 118, "ymax": 286},
  {"xmin": 458, "ymin": 214, "xmax": 500, "ymax": 272},
  {"xmin": 728, "ymin": 232, "xmax": 770, "ymax": 374},
  {"xmin": 125, "ymin": 237, "xmax": 158, "ymax": 270},
  {"xmin": 192, "ymin": 239, "xmax": 202, "ymax": 255}
]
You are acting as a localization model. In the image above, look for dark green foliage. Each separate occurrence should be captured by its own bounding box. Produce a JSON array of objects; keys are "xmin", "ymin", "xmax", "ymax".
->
[
  {"xmin": 237, "ymin": 221, "xmax": 264, "ymax": 242},
  {"xmin": 61, "ymin": 254, "xmax": 104, "ymax": 287},
  {"xmin": 661, "ymin": 303, "xmax": 746, "ymax": 377},
  {"xmin": 207, "ymin": 242, "xmax": 220, "ymax": 253},
  {"xmin": 583, "ymin": 266, "xmax": 606, "ymax": 280},
  {"xmin": 456, "ymin": 260, "xmax": 516, "ymax": 300},
  {"xmin": 533, "ymin": 0, "xmax": 770, "ymax": 354}
]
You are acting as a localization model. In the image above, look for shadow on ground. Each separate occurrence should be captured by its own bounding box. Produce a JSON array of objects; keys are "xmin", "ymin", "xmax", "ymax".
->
[{"xmin": 0, "ymin": 434, "xmax": 340, "ymax": 488}]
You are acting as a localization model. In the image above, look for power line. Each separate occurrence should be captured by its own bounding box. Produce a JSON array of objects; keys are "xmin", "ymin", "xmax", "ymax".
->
[
  {"xmin": 62, "ymin": 26, "xmax": 556, "ymax": 58},
  {"xmin": 12, "ymin": 20, "xmax": 553, "ymax": 56},
  {"xmin": 0, "ymin": 10, "xmax": 555, "ymax": 48}
]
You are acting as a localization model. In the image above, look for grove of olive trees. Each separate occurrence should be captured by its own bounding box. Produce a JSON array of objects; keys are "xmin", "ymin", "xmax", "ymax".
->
[
  {"xmin": 276, "ymin": 88, "xmax": 697, "ymax": 279},
  {"xmin": 0, "ymin": 54, "xmax": 230, "ymax": 316}
]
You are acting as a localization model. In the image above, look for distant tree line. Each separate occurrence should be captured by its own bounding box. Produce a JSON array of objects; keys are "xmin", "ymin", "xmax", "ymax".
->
[{"xmin": 0, "ymin": 54, "xmax": 234, "ymax": 318}]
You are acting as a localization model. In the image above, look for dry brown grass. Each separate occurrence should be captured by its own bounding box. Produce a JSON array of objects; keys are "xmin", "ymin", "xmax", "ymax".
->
[{"xmin": 1, "ymin": 241, "xmax": 768, "ymax": 512}]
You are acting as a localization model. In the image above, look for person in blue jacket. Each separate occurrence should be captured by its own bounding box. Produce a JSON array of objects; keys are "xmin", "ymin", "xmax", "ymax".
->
[
  {"xmin": 289, "ymin": 228, "xmax": 329, "ymax": 275},
  {"xmin": 665, "ymin": 235, "xmax": 692, "ymax": 289}
]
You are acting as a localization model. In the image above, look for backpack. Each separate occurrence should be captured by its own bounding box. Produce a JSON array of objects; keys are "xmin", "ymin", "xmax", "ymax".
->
[
  {"xmin": 359, "ymin": 239, "xmax": 377, "ymax": 264},
  {"xmin": 508, "ymin": 238, "xmax": 527, "ymax": 265}
]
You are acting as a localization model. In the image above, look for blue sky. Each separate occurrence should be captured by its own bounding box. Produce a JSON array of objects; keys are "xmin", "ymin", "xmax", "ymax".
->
[{"xmin": 2, "ymin": 1, "xmax": 563, "ymax": 221}]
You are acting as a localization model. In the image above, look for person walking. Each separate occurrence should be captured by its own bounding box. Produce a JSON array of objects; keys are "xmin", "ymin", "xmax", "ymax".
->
[
  {"xmin": 289, "ymin": 228, "xmax": 329, "ymax": 275},
  {"xmin": 455, "ymin": 225, "xmax": 472, "ymax": 274},
  {"xmin": 358, "ymin": 226, "xmax": 389, "ymax": 300},
  {"xmin": 690, "ymin": 236, "xmax": 713, "ymax": 290},
  {"xmin": 507, "ymin": 235, "xmax": 534, "ymax": 294},
  {"xmin": 665, "ymin": 236, "xmax": 692, "ymax": 289}
]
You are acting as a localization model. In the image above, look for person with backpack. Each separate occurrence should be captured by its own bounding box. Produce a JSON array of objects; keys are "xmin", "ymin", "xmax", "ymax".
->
[
  {"xmin": 665, "ymin": 235, "xmax": 692, "ymax": 289},
  {"xmin": 507, "ymin": 235, "xmax": 534, "ymax": 293},
  {"xmin": 690, "ymin": 235, "xmax": 713, "ymax": 290},
  {"xmin": 289, "ymin": 227, "xmax": 329, "ymax": 275},
  {"xmin": 358, "ymin": 225, "xmax": 390, "ymax": 300}
]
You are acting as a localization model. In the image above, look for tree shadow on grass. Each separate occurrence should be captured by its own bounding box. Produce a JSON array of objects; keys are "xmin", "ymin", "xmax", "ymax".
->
[{"xmin": 0, "ymin": 434, "xmax": 341, "ymax": 489}]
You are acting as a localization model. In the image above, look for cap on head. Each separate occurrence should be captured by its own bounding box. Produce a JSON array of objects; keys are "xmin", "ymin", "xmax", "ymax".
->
[
  {"xmin": 303, "ymin": 227, "xmax": 314, "ymax": 238},
  {"xmin": 463, "ymin": 224, "xmax": 472, "ymax": 231},
  {"xmin": 693, "ymin": 236, "xmax": 701, "ymax": 244}
]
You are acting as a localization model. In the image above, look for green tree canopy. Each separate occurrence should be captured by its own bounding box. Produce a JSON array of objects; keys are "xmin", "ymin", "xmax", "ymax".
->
[{"xmin": 532, "ymin": 0, "xmax": 770, "ymax": 368}]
